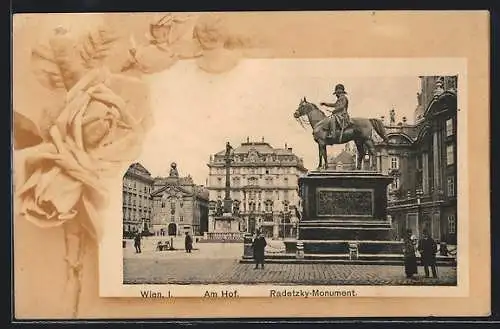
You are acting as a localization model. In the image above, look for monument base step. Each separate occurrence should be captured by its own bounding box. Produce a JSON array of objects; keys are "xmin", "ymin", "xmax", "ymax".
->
[
  {"xmin": 240, "ymin": 254, "xmax": 456, "ymax": 266},
  {"xmin": 300, "ymin": 220, "xmax": 391, "ymax": 227},
  {"xmin": 284, "ymin": 239, "xmax": 404, "ymax": 254}
]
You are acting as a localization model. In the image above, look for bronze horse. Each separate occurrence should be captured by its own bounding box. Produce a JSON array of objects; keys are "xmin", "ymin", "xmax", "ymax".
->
[{"xmin": 293, "ymin": 97, "xmax": 388, "ymax": 170}]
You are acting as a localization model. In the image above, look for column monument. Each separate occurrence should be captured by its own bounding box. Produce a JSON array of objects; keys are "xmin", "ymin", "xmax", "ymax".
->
[{"xmin": 204, "ymin": 142, "xmax": 244, "ymax": 242}]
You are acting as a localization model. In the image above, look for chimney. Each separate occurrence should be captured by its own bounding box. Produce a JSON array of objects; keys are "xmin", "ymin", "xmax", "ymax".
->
[
  {"xmin": 261, "ymin": 136, "xmax": 265, "ymax": 142},
  {"xmin": 246, "ymin": 136, "xmax": 250, "ymax": 143},
  {"xmin": 285, "ymin": 143, "xmax": 287, "ymax": 149}
]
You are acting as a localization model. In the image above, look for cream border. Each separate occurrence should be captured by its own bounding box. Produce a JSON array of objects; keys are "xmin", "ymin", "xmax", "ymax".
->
[{"xmin": 13, "ymin": 11, "xmax": 490, "ymax": 318}]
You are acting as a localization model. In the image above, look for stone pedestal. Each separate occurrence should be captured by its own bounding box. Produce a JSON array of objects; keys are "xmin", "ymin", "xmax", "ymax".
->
[
  {"xmin": 285, "ymin": 170, "xmax": 404, "ymax": 262},
  {"xmin": 203, "ymin": 213, "xmax": 245, "ymax": 242}
]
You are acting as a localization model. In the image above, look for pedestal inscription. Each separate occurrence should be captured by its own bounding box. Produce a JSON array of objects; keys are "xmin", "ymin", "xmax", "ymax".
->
[{"xmin": 316, "ymin": 188, "xmax": 373, "ymax": 217}]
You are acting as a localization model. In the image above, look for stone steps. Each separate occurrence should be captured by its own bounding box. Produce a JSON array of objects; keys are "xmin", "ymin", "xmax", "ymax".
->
[{"xmin": 240, "ymin": 254, "xmax": 456, "ymax": 266}]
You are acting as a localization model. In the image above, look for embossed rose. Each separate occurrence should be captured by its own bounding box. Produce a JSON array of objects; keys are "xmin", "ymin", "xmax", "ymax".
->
[{"xmin": 15, "ymin": 68, "xmax": 149, "ymax": 239}]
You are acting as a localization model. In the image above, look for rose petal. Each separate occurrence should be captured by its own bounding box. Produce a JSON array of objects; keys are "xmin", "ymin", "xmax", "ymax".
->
[{"xmin": 36, "ymin": 170, "xmax": 83, "ymax": 215}]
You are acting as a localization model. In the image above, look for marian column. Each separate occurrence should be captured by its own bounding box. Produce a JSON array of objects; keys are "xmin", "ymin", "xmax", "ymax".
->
[{"xmin": 223, "ymin": 141, "xmax": 233, "ymax": 214}]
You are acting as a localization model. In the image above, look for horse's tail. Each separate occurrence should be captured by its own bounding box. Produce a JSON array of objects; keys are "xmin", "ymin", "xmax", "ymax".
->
[{"xmin": 369, "ymin": 118, "xmax": 389, "ymax": 143}]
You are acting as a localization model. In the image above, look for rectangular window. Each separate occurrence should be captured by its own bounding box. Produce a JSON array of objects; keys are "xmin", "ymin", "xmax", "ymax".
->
[
  {"xmin": 446, "ymin": 144, "xmax": 455, "ymax": 165},
  {"xmin": 448, "ymin": 215, "xmax": 456, "ymax": 234},
  {"xmin": 446, "ymin": 118, "xmax": 454, "ymax": 137},
  {"xmin": 447, "ymin": 176, "xmax": 455, "ymax": 196},
  {"xmin": 390, "ymin": 156, "xmax": 399, "ymax": 169},
  {"xmin": 179, "ymin": 215, "xmax": 184, "ymax": 222}
]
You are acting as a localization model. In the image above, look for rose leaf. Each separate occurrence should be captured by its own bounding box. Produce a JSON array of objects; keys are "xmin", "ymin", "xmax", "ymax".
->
[
  {"xmin": 79, "ymin": 27, "xmax": 120, "ymax": 70},
  {"xmin": 13, "ymin": 111, "xmax": 43, "ymax": 150}
]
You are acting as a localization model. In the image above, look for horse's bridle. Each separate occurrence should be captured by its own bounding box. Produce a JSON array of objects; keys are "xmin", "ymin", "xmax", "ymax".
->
[{"xmin": 295, "ymin": 102, "xmax": 311, "ymax": 130}]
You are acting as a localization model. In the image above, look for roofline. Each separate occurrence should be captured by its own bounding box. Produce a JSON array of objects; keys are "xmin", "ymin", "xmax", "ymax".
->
[
  {"xmin": 386, "ymin": 132, "xmax": 415, "ymax": 144},
  {"xmin": 423, "ymin": 90, "xmax": 457, "ymax": 118}
]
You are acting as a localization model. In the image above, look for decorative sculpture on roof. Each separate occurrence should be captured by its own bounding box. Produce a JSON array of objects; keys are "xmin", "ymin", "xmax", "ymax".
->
[
  {"xmin": 433, "ymin": 76, "xmax": 445, "ymax": 98},
  {"xmin": 169, "ymin": 162, "xmax": 179, "ymax": 177},
  {"xmin": 389, "ymin": 108, "xmax": 396, "ymax": 125}
]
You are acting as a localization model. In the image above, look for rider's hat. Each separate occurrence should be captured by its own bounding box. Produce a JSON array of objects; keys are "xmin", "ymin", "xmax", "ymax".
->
[{"xmin": 333, "ymin": 84, "xmax": 347, "ymax": 94}]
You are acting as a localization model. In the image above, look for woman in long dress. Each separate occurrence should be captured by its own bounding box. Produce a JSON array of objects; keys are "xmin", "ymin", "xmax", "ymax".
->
[{"xmin": 403, "ymin": 229, "xmax": 418, "ymax": 279}]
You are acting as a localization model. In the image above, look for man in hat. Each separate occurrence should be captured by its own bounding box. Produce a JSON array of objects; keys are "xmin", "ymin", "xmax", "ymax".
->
[
  {"xmin": 418, "ymin": 229, "xmax": 438, "ymax": 278},
  {"xmin": 320, "ymin": 84, "xmax": 351, "ymax": 140}
]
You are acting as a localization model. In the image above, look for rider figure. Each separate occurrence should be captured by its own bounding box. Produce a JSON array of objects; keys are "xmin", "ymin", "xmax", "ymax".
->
[{"xmin": 320, "ymin": 84, "xmax": 350, "ymax": 140}]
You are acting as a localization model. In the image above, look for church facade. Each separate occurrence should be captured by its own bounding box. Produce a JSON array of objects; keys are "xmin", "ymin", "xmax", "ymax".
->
[
  {"xmin": 150, "ymin": 163, "xmax": 209, "ymax": 237},
  {"xmin": 206, "ymin": 138, "xmax": 308, "ymax": 239},
  {"xmin": 372, "ymin": 76, "xmax": 458, "ymax": 244}
]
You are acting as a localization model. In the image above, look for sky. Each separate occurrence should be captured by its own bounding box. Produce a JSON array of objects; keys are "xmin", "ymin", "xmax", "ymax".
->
[{"xmin": 138, "ymin": 58, "xmax": 422, "ymax": 185}]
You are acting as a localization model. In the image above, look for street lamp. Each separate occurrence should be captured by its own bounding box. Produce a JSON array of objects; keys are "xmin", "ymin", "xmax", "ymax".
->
[
  {"xmin": 279, "ymin": 211, "xmax": 285, "ymax": 239},
  {"xmin": 416, "ymin": 188, "xmax": 423, "ymax": 237}
]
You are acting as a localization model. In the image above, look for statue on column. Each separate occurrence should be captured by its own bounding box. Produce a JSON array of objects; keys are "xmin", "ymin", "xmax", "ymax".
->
[{"xmin": 225, "ymin": 141, "xmax": 233, "ymax": 158}]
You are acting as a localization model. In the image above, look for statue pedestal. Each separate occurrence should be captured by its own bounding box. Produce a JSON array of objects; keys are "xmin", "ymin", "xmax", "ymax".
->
[
  {"xmin": 284, "ymin": 170, "xmax": 404, "ymax": 262},
  {"xmin": 203, "ymin": 213, "xmax": 245, "ymax": 242}
]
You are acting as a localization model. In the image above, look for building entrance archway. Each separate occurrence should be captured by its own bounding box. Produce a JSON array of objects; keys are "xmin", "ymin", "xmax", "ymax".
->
[
  {"xmin": 248, "ymin": 217, "xmax": 256, "ymax": 234},
  {"xmin": 168, "ymin": 223, "xmax": 177, "ymax": 236}
]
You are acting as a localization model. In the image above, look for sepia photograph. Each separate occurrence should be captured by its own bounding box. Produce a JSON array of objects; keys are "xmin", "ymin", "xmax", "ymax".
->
[{"xmin": 117, "ymin": 58, "xmax": 462, "ymax": 292}]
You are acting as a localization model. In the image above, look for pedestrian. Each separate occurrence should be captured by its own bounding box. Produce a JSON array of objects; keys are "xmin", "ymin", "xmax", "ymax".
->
[
  {"xmin": 252, "ymin": 229, "xmax": 267, "ymax": 269},
  {"xmin": 439, "ymin": 234, "xmax": 449, "ymax": 256},
  {"xmin": 403, "ymin": 229, "xmax": 418, "ymax": 279},
  {"xmin": 134, "ymin": 232, "xmax": 142, "ymax": 253},
  {"xmin": 185, "ymin": 232, "xmax": 193, "ymax": 253},
  {"xmin": 418, "ymin": 229, "xmax": 438, "ymax": 278}
]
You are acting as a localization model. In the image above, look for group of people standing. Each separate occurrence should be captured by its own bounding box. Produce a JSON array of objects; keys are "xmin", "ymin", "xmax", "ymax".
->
[
  {"xmin": 132, "ymin": 231, "xmax": 194, "ymax": 253},
  {"xmin": 403, "ymin": 229, "xmax": 439, "ymax": 279}
]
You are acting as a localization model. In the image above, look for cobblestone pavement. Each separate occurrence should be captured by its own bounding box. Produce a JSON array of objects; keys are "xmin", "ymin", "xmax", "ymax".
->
[{"xmin": 123, "ymin": 241, "xmax": 457, "ymax": 286}]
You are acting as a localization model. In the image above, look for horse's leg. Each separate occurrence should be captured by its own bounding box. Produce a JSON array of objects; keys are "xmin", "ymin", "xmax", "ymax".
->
[
  {"xmin": 322, "ymin": 144, "xmax": 328, "ymax": 170},
  {"xmin": 354, "ymin": 139, "xmax": 364, "ymax": 170},
  {"xmin": 317, "ymin": 143, "xmax": 322, "ymax": 170},
  {"xmin": 364, "ymin": 139, "xmax": 377, "ymax": 171}
]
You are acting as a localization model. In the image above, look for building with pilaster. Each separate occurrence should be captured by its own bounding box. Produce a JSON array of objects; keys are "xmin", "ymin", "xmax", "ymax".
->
[
  {"xmin": 372, "ymin": 76, "xmax": 458, "ymax": 244},
  {"xmin": 122, "ymin": 163, "xmax": 154, "ymax": 235},
  {"xmin": 206, "ymin": 138, "xmax": 308, "ymax": 239}
]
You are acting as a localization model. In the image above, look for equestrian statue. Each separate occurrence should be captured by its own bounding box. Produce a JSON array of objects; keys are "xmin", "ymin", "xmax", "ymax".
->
[{"xmin": 293, "ymin": 84, "xmax": 388, "ymax": 171}]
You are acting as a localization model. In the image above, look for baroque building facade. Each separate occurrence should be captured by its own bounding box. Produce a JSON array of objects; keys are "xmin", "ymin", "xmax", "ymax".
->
[
  {"xmin": 122, "ymin": 163, "xmax": 154, "ymax": 235},
  {"xmin": 122, "ymin": 162, "xmax": 209, "ymax": 237},
  {"xmin": 372, "ymin": 76, "xmax": 458, "ymax": 244},
  {"xmin": 150, "ymin": 163, "xmax": 209, "ymax": 237},
  {"xmin": 207, "ymin": 138, "xmax": 308, "ymax": 239}
]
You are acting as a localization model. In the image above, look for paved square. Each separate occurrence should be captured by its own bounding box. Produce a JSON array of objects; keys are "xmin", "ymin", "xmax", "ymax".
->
[{"xmin": 123, "ymin": 238, "xmax": 457, "ymax": 286}]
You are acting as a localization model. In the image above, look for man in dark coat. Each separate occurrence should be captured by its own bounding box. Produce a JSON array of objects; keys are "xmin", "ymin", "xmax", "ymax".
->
[
  {"xmin": 252, "ymin": 230, "xmax": 267, "ymax": 269},
  {"xmin": 185, "ymin": 232, "xmax": 193, "ymax": 253},
  {"xmin": 403, "ymin": 229, "xmax": 418, "ymax": 279},
  {"xmin": 134, "ymin": 232, "xmax": 142, "ymax": 253},
  {"xmin": 418, "ymin": 229, "xmax": 438, "ymax": 278}
]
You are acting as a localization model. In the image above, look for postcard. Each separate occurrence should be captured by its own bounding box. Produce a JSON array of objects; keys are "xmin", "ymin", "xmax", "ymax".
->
[{"xmin": 12, "ymin": 11, "xmax": 490, "ymax": 319}]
